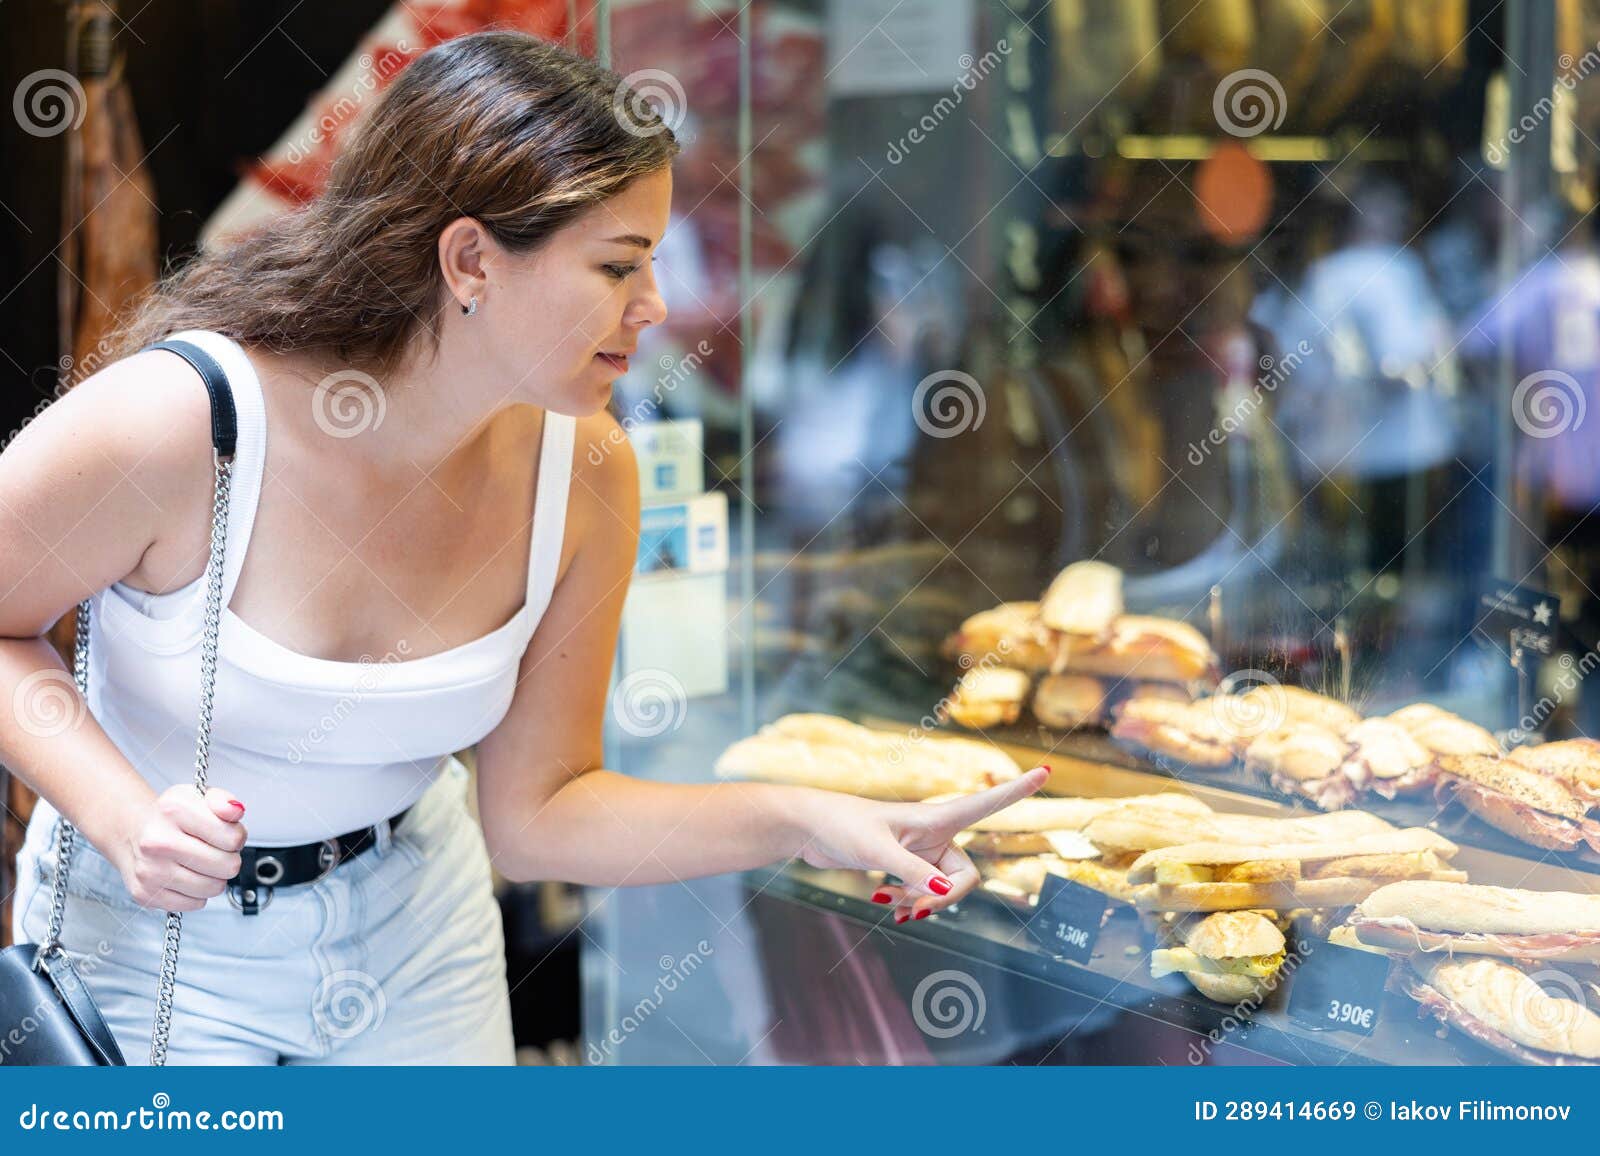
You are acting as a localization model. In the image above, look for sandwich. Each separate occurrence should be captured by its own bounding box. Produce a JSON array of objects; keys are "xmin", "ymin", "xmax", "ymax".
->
[
  {"xmin": 1043, "ymin": 857, "xmax": 1145, "ymax": 905},
  {"xmin": 1056, "ymin": 615, "xmax": 1219, "ymax": 685},
  {"xmin": 955, "ymin": 792, "xmax": 1210, "ymax": 859},
  {"xmin": 1259, "ymin": 685, "xmax": 1362, "ymax": 736},
  {"xmin": 1030, "ymin": 673, "xmax": 1108, "ymax": 730},
  {"xmin": 1125, "ymin": 828, "xmax": 1466, "ymax": 912},
  {"xmin": 1388, "ymin": 703, "xmax": 1502, "ymax": 757},
  {"xmin": 1400, "ymin": 955, "xmax": 1600, "ymax": 1065},
  {"xmin": 1150, "ymin": 911, "xmax": 1287, "ymax": 1002},
  {"xmin": 714, "ymin": 713, "xmax": 1021, "ymax": 800},
  {"xmin": 976, "ymin": 855, "xmax": 1055, "ymax": 906},
  {"xmin": 1110, "ymin": 696, "xmax": 1235, "ymax": 767},
  {"xmin": 1340, "ymin": 717, "xmax": 1435, "ymax": 798},
  {"xmin": 1507, "ymin": 739, "xmax": 1600, "ymax": 805},
  {"xmin": 1082, "ymin": 805, "xmax": 1394, "ymax": 857},
  {"xmin": 1348, "ymin": 880, "xmax": 1600, "ymax": 962},
  {"xmin": 1039, "ymin": 560, "xmax": 1123, "ymax": 638},
  {"xmin": 1434, "ymin": 754, "xmax": 1600, "ymax": 853},
  {"xmin": 1242, "ymin": 723, "xmax": 1355, "ymax": 809},
  {"xmin": 941, "ymin": 601, "xmax": 1055, "ymax": 672},
  {"xmin": 944, "ymin": 666, "xmax": 1032, "ymax": 729}
]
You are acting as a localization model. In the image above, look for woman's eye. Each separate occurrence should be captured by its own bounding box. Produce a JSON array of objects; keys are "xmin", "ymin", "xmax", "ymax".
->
[{"xmin": 603, "ymin": 263, "xmax": 639, "ymax": 280}]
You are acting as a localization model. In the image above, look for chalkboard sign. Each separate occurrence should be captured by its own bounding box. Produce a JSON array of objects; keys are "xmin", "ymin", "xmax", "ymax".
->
[
  {"xmin": 1287, "ymin": 939, "xmax": 1391, "ymax": 1035},
  {"xmin": 1026, "ymin": 874, "xmax": 1108, "ymax": 964}
]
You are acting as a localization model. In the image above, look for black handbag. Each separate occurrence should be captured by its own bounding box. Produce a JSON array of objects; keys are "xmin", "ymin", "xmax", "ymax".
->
[{"xmin": 0, "ymin": 338, "xmax": 238, "ymax": 1066}]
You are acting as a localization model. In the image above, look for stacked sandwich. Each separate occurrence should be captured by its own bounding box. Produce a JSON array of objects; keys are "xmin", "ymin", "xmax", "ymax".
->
[
  {"xmin": 713, "ymin": 713, "xmax": 1023, "ymax": 800},
  {"xmin": 940, "ymin": 561, "xmax": 1219, "ymax": 733},
  {"xmin": 1339, "ymin": 880, "xmax": 1600, "ymax": 1065}
]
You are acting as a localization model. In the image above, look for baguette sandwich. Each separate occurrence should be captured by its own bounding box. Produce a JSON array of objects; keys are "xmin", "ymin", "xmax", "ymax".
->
[
  {"xmin": 715, "ymin": 713, "xmax": 1021, "ymax": 800},
  {"xmin": 1039, "ymin": 560, "xmax": 1123, "ymax": 638},
  {"xmin": 1434, "ymin": 754, "xmax": 1600, "ymax": 853},
  {"xmin": 1125, "ymin": 828, "xmax": 1465, "ymax": 912},
  {"xmin": 1348, "ymin": 880, "xmax": 1600, "ymax": 963},
  {"xmin": 1082, "ymin": 806, "xmax": 1394, "ymax": 857},
  {"xmin": 1400, "ymin": 955, "xmax": 1600, "ymax": 1065},
  {"xmin": 956, "ymin": 792, "xmax": 1211, "ymax": 858},
  {"xmin": 1340, "ymin": 717, "xmax": 1435, "ymax": 798},
  {"xmin": 1242, "ymin": 722, "xmax": 1356, "ymax": 809},
  {"xmin": 1110, "ymin": 696, "xmax": 1236, "ymax": 766},
  {"xmin": 1030, "ymin": 673, "xmax": 1109, "ymax": 730},
  {"xmin": 1388, "ymin": 703, "xmax": 1502, "ymax": 757},
  {"xmin": 1055, "ymin": 615, "xmax": 1219, "ymax": 685},
  {"xmin": 941, "ymin": 601, "xmax": 1055, "ymax": 672}
]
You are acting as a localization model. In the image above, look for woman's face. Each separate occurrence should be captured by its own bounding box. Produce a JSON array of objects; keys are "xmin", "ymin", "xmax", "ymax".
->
[{"xmin": 479, "ymin": 166, "xmax": 672, "ymax": 416}]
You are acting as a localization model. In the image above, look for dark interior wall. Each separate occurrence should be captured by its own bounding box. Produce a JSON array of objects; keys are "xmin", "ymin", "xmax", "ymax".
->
[{"xmin": 0, "ymin": 0, "xmax": 393, "ymax": 433}]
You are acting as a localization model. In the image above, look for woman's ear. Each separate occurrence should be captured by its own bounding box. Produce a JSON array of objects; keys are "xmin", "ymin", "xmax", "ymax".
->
[{"xmin": 438, "ymin": 217, "xmax": 490, "ymax": 312}]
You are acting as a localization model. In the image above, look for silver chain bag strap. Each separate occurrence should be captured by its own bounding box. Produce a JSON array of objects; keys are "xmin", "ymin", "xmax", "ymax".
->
[{"xmin": 34, "ymin": 338, "xmax": 236, "ymax": 1066}]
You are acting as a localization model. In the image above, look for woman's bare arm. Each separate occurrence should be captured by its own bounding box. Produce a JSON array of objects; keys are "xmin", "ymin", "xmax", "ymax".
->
[
  {"xmin": 474, "ymin": 414, "xmax": 1045, "ymax": 913},
  {"xmin": 0, "ymin": 355, "xmax": 246, "ymax": 907}
]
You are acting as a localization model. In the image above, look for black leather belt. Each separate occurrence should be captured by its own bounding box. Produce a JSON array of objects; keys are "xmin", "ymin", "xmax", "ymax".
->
[{"xmin": 226, "ymin": 806, "xmax": 412, "ymax": 915}]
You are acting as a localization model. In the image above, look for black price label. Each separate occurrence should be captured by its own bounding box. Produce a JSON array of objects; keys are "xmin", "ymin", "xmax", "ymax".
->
[
  {"xmin": 1480, "ymin": 579, "xmax": 1558, "ymax": 657},
  {"xmin": 1286, "ymin": 939, "xmax": 1391, "ymax": 1035},
  {"xmin": 1026, "ymin": 874, "xmax": 1107, "ymax": 963}
]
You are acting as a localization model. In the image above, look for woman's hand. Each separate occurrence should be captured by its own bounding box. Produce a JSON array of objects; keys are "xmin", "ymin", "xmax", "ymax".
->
[
  {"xmin": 793, "ymin": 765, "xmax": 1050, "ymax": 923},
  {"xmin": 109, "ymin": 785, "xmax": 249, "ymax": 911}
]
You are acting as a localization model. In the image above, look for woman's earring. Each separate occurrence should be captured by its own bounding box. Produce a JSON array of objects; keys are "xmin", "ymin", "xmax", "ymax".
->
[{"xmin": 462, "ymin": 296, "xmax": 478, "ymax": 316}]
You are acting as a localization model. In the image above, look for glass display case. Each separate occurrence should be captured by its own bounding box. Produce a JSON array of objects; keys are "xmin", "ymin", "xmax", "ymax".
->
[{"xmin": 582, "ymin": 0, "xmax": 1600, "ymax": 1066}]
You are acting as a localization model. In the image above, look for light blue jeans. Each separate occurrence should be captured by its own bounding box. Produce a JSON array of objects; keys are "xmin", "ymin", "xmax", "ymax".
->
[{"xmin": 10, "ymin": 758, "xmax": 515, "ymax": 1065}]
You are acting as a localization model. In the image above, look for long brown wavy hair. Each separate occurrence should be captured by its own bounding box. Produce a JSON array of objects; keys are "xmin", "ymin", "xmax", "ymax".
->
[{"xmin": 111, "ymin": 30, "xmax": 680, "ymax": 375}]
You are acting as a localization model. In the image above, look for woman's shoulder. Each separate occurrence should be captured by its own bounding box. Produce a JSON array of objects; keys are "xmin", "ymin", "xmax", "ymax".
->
[{"xmin": 567, "ymin": 409, "xmax": 641, "ymax": 540}]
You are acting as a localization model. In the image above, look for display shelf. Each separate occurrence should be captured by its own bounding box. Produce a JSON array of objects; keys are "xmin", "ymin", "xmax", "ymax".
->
[{"xmin": 744, "ymin": 861, "xmax": 1483, "ymax": 1067}]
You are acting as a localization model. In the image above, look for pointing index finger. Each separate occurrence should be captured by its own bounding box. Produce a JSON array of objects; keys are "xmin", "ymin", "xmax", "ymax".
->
[{"xmin": 928, "ymin": 764, "xmax": 1050, "ymax": 831}]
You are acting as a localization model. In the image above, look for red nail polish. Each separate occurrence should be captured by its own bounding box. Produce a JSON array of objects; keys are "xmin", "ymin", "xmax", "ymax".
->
[
  {"xmin": 229, "ymin": 799, "xmax": 245, "ymax": 812},
  {"xmin": 894, "ymin": 912, "xmax": 909, "ymax": 924},
  {"xmin": 928, "ymin": 876, "xmax": 952, "ymax": 896},
  {"xmin": 1040, "ymin": 764, "xmax": 1052, "ymax": 772},
  {"xmin": 870, "ymin": 890, "xmax": 892, "ymax": 905},
  {"xmin": 914, "ymin": 908, "xmax": 930, "ymax": 920}
]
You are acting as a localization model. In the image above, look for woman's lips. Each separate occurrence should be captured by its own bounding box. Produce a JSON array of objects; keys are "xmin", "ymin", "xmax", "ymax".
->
[{"xmin": 595, "ymin": 352, "xmax": 629, "ymax": 373}]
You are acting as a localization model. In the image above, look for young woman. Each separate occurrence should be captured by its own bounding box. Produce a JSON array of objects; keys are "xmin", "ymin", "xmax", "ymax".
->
[{"xmin": 0, "ymin": 31, "xmax": 1044, "ymax": 1064}]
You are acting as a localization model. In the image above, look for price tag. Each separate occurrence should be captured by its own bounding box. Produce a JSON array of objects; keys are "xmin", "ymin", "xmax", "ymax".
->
[
  {"xmin": 1287, "ymin": 939, "xmax": 1390, "ymax": 1035},
  {"xmin": 1479, "ymin": 579, "xmax": 1558, "ymax": 657},
  {"xmin": 1025, "ymin": 874, "xmax": 1107, "ymax": 964}
]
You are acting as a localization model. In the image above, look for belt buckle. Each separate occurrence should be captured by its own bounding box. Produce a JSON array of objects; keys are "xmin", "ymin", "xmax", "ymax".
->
[{"xmin": 313, "ymin": 838, "xmax": 340, "ymax": 882}]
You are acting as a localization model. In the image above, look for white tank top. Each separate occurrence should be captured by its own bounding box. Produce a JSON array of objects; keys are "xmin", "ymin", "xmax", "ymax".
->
[{"xmin": 84, "ymin": 329, "xmax": 576, "ymax": 844}]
